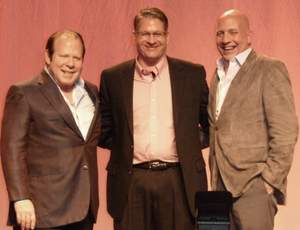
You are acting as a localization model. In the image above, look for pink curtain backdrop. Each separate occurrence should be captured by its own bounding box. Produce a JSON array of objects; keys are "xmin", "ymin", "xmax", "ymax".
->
[{"xmin": 0, "ymin": 0, "xmax": 299, "ymax": 229}]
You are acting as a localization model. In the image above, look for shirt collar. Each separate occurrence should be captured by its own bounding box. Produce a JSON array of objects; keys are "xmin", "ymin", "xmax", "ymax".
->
[
  {"xmin": 135, "ymin": 55, "xmax": 167, "ymax": 80},
  {"xmin": 216, "ymin": 47, "xmax": 252, "ymax": 69}
]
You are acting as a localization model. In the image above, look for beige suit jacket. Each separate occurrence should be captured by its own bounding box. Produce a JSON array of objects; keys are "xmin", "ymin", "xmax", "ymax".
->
[{"xmin": 208, "ymin": 50, "xmax": 298, "ymax": 204}]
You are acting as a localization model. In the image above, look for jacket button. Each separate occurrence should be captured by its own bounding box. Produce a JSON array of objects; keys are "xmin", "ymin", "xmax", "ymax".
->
[
  {"xmin": 83, "ymin": 165, "xmax": 89, "ymax": 170},
  {"xmin": 128, "ymin": 169, "xmax": 132, "ymax": 174}
]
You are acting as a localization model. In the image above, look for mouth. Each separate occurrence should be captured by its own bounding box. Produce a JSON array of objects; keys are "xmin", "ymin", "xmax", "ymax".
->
[
  {"xmin": 220, "ymin": 43, "xmax": 237, "ymax": 52},
  {"xmin": 222, "ymin": 46, "xmax": 236, "ymax": 51},
  {"xmin": 62, "ymin": 70, "xmax": 76, "ymax": 74}
]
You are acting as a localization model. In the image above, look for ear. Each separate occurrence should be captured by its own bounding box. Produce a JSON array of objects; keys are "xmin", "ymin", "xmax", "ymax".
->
[
  {"xmin": 247, "ymin": 30, "xmax": 252, "ymax": 45},
  {"xmin": 45, "ymin": 50, "xmax": 51, "ymax": 65},
  {"xmin": 166, "ymin": 32, "xmax": 170, "ymax": 45},
  {"xmin": 132, "ymin": 30, "xmax": 138, "ymax": 42}
]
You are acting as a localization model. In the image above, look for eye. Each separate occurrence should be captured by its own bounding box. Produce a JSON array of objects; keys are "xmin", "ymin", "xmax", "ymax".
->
[
  {"xmin": 138, "ymin": 32, "xmax": 151, "ymax": 38},
  {"xmin": 153, "ymin": 32, "xmax": 165, "ymax": 38},
  {"xmin": 59, "ymin": 54, "xmax": 69, "ymax": 58},
  {"xmin": 229, "ymin": 30, "xmax": 239, "ymax": 35},
  {"xmin": 73, "ymin": 56, "xmax": 81, "ymax": 61},
  {"xmin": 216, "ymin": 31, "xmax": 224, "ymax": 37}
]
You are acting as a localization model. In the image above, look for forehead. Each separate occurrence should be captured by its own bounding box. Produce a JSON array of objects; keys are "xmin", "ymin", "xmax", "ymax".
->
[
  {"xmin": 216, "ymin": 15, "xmax": 244, "ymax": 31},
  {"xmin": 138, "ymin": 17, "xmax": 165, "ymax": 31},
  {"xmin": 53, "ymin": 36, "xmax": 83, "ymax": 52}
]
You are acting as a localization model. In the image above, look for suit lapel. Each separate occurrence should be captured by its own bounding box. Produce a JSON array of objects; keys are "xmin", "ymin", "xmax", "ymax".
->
[
  {"xmin": 121, "ymin": 60, "xmax": 135, "ymax": 137},
  {"xmin": 84, "ymin": 82, "xmax": 100, "ymax": 141},
  {"xmin": 38, "ymin": 70, "xmax": 83, "ymax": 139},
  {"xmin": 209, "ymin": 69, "xmax": 218, "ymax": 123},
  {"xmin": 216, "ymin": 50, "xmax": 258, "ymax": 122},
  {"xmin": 168, "ymin": 57, "xmax": 187, "ymax": 125}
]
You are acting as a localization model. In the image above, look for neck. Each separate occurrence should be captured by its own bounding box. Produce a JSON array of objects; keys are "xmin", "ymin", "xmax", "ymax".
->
[
  {"xmin": 59, "ymin": 84, "xmax": 74, "ymax": 93},
  {"xmin": 61, "ymin": 87, "xmax": 74, "ymax": 104},
  {"xmin": 223, "ymin": 60, "xmax": 230, "ymax": 74},
  {"xmin": 138, "ymin": 56, "xmax": 163, "ymax": 68}
]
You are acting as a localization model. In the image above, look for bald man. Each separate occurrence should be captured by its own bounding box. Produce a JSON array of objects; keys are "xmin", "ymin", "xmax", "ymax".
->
[{"xmin": 208, "ymin": 9, "xmax": 298, "ymax": 230}]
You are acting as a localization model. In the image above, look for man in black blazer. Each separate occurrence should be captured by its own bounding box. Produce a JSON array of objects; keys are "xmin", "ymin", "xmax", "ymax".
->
[{"xmin": 99, "ymin": 8, "xmax": 209, "ymax": 230}]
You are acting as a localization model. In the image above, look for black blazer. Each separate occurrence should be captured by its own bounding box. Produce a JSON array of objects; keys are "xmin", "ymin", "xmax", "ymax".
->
[{"xmin": 99, "ymin": 57, "xmax": 209, "ymax": 220}]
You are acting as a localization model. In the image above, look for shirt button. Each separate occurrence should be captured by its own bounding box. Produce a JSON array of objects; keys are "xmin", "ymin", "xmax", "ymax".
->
[{"xmin": 83, "ymin": 165, "xmax": 88, "ymax": 170}]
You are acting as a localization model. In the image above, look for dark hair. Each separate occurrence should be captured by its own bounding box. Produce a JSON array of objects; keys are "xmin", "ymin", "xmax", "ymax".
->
[
  {"xmin": 45, "ymin": 30, "xmax": 86, "ymax": 60},
  {"xmin": 134, "ymin": 7, "xmax": 168, "ymax": 32}
]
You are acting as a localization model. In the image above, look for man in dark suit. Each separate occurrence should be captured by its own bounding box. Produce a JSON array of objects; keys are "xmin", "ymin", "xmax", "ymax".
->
[
  {"xmin": 1, "ymin": 30, "xmax": 101, "ymax": 230},
  {"xmin": 208, "ymin": 9, "xmax": 298, "ymax": 230},
  {"xmin": 99, "ymin": 7, "xmax": 209, "ymax": 230}
]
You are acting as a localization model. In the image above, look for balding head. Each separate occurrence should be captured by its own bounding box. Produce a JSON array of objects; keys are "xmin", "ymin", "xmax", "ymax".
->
[
  {"xmin": 218, "ymin": 9, "xmax": 250, "ymax": 31},
  {"xmin": 216, "ymin": 9, "xmax": 251, "ymax": 61}
]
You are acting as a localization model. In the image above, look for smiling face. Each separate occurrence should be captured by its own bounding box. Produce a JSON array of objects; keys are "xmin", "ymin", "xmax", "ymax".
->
[
  {"xmin": 45, "ymin": 34, "xmax": 83, "ymax": 91},
  {"xmin": 216, "ymin": 13, "xmax": 251, "ymax": 61},
  {"xmin": 135, "ymin": 17, "xmax": 169, "ymax": 66}
]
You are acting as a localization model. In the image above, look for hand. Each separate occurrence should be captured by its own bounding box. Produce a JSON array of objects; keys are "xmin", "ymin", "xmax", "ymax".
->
[
  {"xmin": 14, "ymin": 199, "xmax": 36, "ymax": 230},
  {"xmin": 263, "ymin": 181, "xmax": 274, "ymax": 194}
]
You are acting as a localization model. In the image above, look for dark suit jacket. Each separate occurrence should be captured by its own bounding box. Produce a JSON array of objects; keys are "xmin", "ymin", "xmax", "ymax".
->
[
  {"xmin": 1, "ymin": 70, "xmax": 101, "ymax": 227},
  {"xmin": 99, "ymin": 57, "xmax": 209, "ymax": 220},
  {"xmin": 208, "ymin": 50, "xmax": 298, "ymax": 204}
]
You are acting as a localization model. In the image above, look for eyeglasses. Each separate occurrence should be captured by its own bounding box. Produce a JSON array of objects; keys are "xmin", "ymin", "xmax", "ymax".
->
[{"xmin": 136, "ymin": 31, "xmax": 167, "ymax": 39}]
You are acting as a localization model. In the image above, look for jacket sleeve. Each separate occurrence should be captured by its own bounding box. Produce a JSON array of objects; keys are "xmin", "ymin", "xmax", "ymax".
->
[
  {"xmin": 1, "ymin": 85, "xmax": 31, "ymax": 201},
  {"xmin": 261, "ymin": 60, "xmax": 298, "ymax": 196},
  {"xmin": 98, "ymin": 71, "xmax": 113, "ymax": 149},
  {"xmin": 198, "ymin": 66, "xmax": 209, "ymax": 149}
]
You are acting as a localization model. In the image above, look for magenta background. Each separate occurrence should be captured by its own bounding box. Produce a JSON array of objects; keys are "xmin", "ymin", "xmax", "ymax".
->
[{"xmin": 0, "ymin": 0, "xmax": 299, "ymax": 229}]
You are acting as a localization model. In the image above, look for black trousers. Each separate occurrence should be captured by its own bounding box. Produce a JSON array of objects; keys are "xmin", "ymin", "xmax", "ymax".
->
[{"xmin": 114, "ymin": 166, "xmax": 195, "ymax": 230}]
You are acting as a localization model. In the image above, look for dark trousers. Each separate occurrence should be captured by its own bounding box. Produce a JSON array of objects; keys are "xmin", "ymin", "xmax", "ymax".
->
[
  {"xmin": 13, "ymin": 210, "xmax": 93, "ymax": 230},
  {"xmin": 114, "ymin": 166, "xmax": 195, "ymax": 230},
  {"xmin": 217, "ymin": 175, "xmax": 277, "ymax": 230}
]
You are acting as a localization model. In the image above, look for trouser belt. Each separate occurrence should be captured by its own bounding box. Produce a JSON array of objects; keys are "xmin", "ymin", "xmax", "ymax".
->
[{"xmin": 133, "ymin": 160, "xmax": 179, "ymax": 170}]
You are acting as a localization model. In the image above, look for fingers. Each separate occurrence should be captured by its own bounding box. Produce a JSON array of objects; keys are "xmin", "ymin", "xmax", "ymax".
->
[
  {"xmin": 14, "ymin": 199, "xmax": 36, "ymax": 230},
  {"xmin": 18, "ymin": 210, "xmax": 36, "ymax": 230},
  {"xmin": 30, "ymin": 213, "xmax": 36, "ymax": 230}
]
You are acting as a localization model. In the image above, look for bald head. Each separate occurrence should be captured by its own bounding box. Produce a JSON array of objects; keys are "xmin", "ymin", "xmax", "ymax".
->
[
  {"xmin": 218, "ymin": 9, "xmax": 250, "ymax": 31},
  {"xmin": 216, "ymin": 9, "xmax": 251, "ymax": 61}
]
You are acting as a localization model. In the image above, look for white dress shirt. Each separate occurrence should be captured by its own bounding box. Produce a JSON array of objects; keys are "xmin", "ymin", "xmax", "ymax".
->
[
  {"xmin": 215, "ymin": 48, "xmax": 252, "ymax": 119},
  {"xmin": 45, "ymin": 67, "xmax": 95, "ymax": 140}
]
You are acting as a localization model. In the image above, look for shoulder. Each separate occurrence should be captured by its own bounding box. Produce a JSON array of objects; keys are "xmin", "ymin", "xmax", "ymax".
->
[
  {"xmin": 101, "ymin": 59, "xmax": 135, "ymax": 76},
  {"xmin": 167, "ymin": 56, "xmax": 205, "ymax": 70},
  {"xmin": 248, "ymin": 53, "xmax": 291, "ymax": 90},
  {"xmin": 7, "ymin": 71, "xmax": 46, "ymax": 95},
  {"xmin": 246, "ymin": 51, "xmax": 286, "ymax": 72},
  {"xmin": 84, "ymin": 80, "xmax": 98, "ymax": 91}
]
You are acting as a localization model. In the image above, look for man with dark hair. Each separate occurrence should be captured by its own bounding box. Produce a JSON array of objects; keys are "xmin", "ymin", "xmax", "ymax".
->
[
  {"xmin": 209, "ymin": 9, "xmax": 298, "ymax": 230},
  {"xmin": 1, "ymin": 30, "xmax": 100, "ymax": 230},
  {"xmin": 99, "ymin": 7, "xmax": 209, "ymax": 230}
]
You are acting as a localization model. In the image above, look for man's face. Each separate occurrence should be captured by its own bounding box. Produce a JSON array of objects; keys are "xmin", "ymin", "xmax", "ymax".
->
[
  {"xmin": 135, "ymin": 17, "xmax": 169, "ymax": 66},
  {"xmin": 45, "ymin": 35, "xmax": 83, "ymax": 90},
  {"xmin": 216, "ymin": 15, "xmax": 250, "ymax": 61}
]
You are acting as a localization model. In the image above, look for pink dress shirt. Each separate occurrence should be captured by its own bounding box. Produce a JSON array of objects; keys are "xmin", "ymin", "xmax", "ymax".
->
[{"xmin": 132, "ymin": 56, "xmax": 178, "ymax": 164}]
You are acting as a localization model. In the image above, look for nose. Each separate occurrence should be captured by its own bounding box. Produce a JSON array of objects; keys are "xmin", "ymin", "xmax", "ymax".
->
[
  {"xmin": 146, "ymin": 33, "xmax": 157, "ymax": 44},
  {"xmin": 66, "ymin": 57, "xmax": 75, "ymax": 68},
  {"xmin": 222, "ymin": 32, "xmax": 230, "ymax": 43},
  {"xmin": 148, "ymin": 37, "xmax": 155, "ymax": 44}
]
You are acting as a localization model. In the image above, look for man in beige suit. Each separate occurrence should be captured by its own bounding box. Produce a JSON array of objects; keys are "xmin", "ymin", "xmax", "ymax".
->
[
  {"xmin": 208, "ymin": 9, "xmax": 298, "ymax": 230},
  {"xmin": 1, "ymin": 30, "xmax": 100, "ymax": 230}
]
